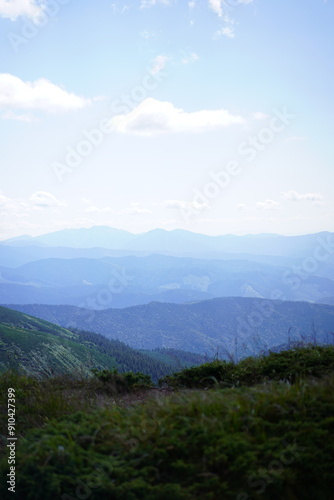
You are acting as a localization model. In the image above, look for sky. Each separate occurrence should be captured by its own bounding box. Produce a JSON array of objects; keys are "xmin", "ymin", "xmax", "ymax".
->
[{"xmin": 0, "ymin": 0, "xmax": 333, "ymax": 239}]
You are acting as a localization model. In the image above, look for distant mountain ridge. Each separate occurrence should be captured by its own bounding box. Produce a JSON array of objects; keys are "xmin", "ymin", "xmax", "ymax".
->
[
  {"xmin": 3, "ymin": 226, "xmax": 134, "ymax": 249},
  {"xmin": 2, "ymin": 226, "xmax": 333, "ymax": 258},
  {"xmin": 1, "ymin": 228, "xmax": 333, "ymax": 310},
  {"xmin": 8, "ymin": 298, "xmax": 334, "ymax": 358},
  {"xmin": 1, "ymin": 254, "xmax": 333, "ymax": 307}
]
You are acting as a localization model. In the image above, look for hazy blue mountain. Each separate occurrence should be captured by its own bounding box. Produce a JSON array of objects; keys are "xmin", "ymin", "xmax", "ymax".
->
[
  {"xmin": 37, "ymin": 226, "xmax": 135, "ymax": 248},
  {"xmin": 8, "ymin": 298, "xmax": 334, "ymax": 358},
  {"xmin": 2, "ymin": 227, "xmax": 333, "ymax": 258},
  {"xmin": 1, "ymin": 234, "xmax": 39, "ymax": 245},
  {"xmin": 0, "ymin": 242, "xmax": 301, "ymax": 270},
  {"xmin": 123, "ymin": 228, "xmax": 215, "ymax": 254},
  {"xmin": 2, "ymin": 226, "xmax": 134, "ymax": 249},
  {"xmin": 316, "ymin": 296, "xmax": 334, "ymax": 305},
  {"xmin": 1, "ymin": 228, "xmax": 333, "ymax": 309},
  {"xmin": 1, "ymin": 254, "xmax": 334, "ymax": 307},
  {"xmin": 0, "ymin": 244, "xmax": 151, "ymax": 268}
]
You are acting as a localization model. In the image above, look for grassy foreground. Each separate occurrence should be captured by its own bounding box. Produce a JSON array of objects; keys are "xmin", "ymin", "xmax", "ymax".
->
[{"xmin": 0, "ymin": 346, "xmax": 333, "ymax": 499}]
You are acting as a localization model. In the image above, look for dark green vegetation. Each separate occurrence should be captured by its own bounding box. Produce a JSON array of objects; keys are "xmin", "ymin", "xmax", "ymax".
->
[
  {"xmin": 141, "ymin": 347, "xmax": 211, "ymax": 370},
  {"xmin": 0, "ymin": 346, "xmax": 333, "ymax": 499},
  {"xmin": 0, "ymin": 305, "xmax": 73, "ymax": 338},
  {"xmin": 0, "ymin": 306, "xmax": 111, "ymax": 378},
  {"xmin": 91, "ymin": 368, "xmax": 152, "ymax": 392},
  {"xmin": 0, "ymin": 368, "xmax": 153, "ymax": 441},
  {"xmin": 9, "ymin": 298, "xmax": 334, "ymax": 356},
  {"xmin": 161, "ymin": 344, "xmax": 334, "ymax": 388},
  {"xmin": 0, "ymin": 371, "xmax": 103, "ymax": 439},
  {"xmin": 0, "ymin": 306, "xmax": 208, "ymax": 381}
]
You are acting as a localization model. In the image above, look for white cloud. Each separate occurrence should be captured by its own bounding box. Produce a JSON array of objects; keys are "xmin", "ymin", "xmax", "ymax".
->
[
  {"xmin": 209, "ymin": 0, "xmax": 253, "ymax": 39},
  {"xmin": 220, "ymin": 26, "xmax": 235, "ymax": 38},
  {"xmin": 0, "ymin": 74, "xmax": 92, "ymax": 113},
  {"xmin": 237, "ymin": 203, "xmax": 250, "ymax": 211},
  {"xmin": 85, "ymin": 205, "xmax": 113, "ymax": 214},
  {"xmin": 81, "ymin": 198, "xmax": 92, "ymax": 205},
  {"xmin": 111, "ymin": 3, "xmax": 130, "ymax": 14},
  {"xmin": 151, "ymin": 55, "xmax": 170, "ymax": 74},
  {"xmin": 30, "ymin": 191, "xmax": 67, "ymax": 209},
  {"xmin": 256, "ymin": 199, "xmax": 283, "ymax": 211},
  {"xmin": 166, "ymin": 199, "xmax": 209, "ymax": 210},
  {"xmin": 212, "ymin": 23, "xmax": 235, "ymax": 40},
  {"xmin": 181, "ymin": 52, "xmax": 199, "ymax": 64},
  {"xmin": 81, "ymin": 199, "xmax": 114, "ymax": 214},
  {"xmin": 0, "ymin": 191, "xmax": 67, "ymax": 219},
  {"xmin": 208, "ymin": 0, "xmax": 253, "ymax": 17},
  {"xmin": 126, "ymin": 203, "xmax": 152, "ymax": 215},
  {"xmin": 142, "ymin": 0, "xmax": 252, "ymax": 13},
  {"xmin": 208, "ymin": 0, "xmax": 254, "ymax": 11},
  {"xmin": 0, "ymin": 0, "xmax": 44, "ymax": 21},
  {"xmin": 140, "ymin": 0, "xmax": 171, "ymax": 8},
  {"xmin": 0, "ymin": 194, "xmax": 10, "ymax": 207},
  {"xmin": 108, "ymin": 98, "xmax": 245, "ymax": 136},
  {"xmin": 209, "ymin": 0, "xmax": 223, "ymax": 17},
  {"xmin": 0, "ymin": 194, "xmax": 28, "ymax": 215},
  {"xmin": 281, "ymin": 191, "xmax": 324, "ymax": 203}
]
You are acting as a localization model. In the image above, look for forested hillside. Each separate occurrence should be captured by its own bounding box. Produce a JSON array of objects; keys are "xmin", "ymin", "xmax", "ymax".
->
[
  {"xmin": 9, "ymin": 298, "xmax": 334, "ymax": 357},
  {"xmin": 0, "ymin": 307, "xmax": 207, "ymax": 381}
]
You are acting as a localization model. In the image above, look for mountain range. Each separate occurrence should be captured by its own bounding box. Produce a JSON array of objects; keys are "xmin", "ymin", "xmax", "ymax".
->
[
  {"xmin": 8, "ymin": 298, "xmax": 334, "ymax": 358},
  {"xmin": 2, "ymin": 226, "xmax": 334, "ymax": 258},
  {"xmin": 1, "ymin": 227, "xmax": 334, "ymax": 364},
  {"xmin": 0, "ymin": 252, "xmax": 333, "ymax": 308}
]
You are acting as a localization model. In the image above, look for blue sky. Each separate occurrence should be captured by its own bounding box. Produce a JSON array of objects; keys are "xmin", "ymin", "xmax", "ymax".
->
[{"xmin": 0, "ymin": 0, "xmax": 333, "ymax": 239}]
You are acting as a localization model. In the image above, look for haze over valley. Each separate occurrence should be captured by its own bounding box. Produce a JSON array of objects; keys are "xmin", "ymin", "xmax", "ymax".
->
[{"xmin": 1, "ymin": 226, "xmax": 334, "ymax": 359}]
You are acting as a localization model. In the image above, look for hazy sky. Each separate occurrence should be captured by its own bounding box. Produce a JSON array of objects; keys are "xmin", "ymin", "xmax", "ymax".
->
[{"xmin": 0, "ymin": 0, "xmax": 333, "ymax": 239}]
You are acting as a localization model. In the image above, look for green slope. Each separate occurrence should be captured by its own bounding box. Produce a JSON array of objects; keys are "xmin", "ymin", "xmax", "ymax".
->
[
  {"xmin": 0, "ymin": 305, "xmax": 75, "ymax": 339},
  {"xmin": 0, "ymin": 314, "xmax": 118, "ymax": 378},
  {"xmin": 0, "ymin": 306, "xmax": 207, "ymax": 381},
  {"xmin": 0, "ymin": 324, "xmax": 119, "ymax": 377}
]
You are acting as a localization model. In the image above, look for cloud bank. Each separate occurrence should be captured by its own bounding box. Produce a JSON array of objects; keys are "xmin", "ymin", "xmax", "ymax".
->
[
  {"xmin": 0, "ymin": 73, "xmax": 91, "ymax": 113},
  {"xmin": 109, "ymin": 98, "xmax": 245, "ymax": 136}
]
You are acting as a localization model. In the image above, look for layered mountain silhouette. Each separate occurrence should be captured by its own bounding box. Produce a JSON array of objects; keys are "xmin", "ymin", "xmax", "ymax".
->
[{"xmin": 8, "ymin": 298, "xmax": 334, "ymax": 357}]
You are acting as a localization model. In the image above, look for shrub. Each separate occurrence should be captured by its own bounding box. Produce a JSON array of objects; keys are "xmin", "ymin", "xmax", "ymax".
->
[
  {"xmin": 1, "ymin": 374, "xmax": 333, "ymax": 499},
  {"xmin": 91, "ymin": 368, "xmax": 152, "ymax": 394},
  {"xmin": 160, "ymin": 345, "xmax": 334, "ymax": 388},
  {"xmin": 0, "ymin": 370, "xmax": 104, "ymax": 438}
]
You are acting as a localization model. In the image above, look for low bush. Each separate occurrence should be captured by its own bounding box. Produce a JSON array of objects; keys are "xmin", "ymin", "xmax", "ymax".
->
[
  {"xmin": 0, "ymin": 370, "xmax": 104, "ymax": 438},
  {"xmin": 1, "ymin": 374, "xmax": 333, "ymax": 499},
  {"xmin": 91, "ymin": 368, "xmax": 152, "ymax": 394},
  {"xmin": 161, "ymin": 345, "xmax": 334, "ymax": 388}
]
